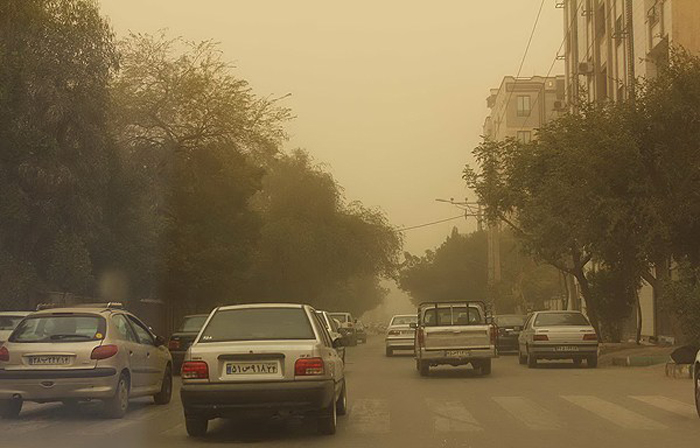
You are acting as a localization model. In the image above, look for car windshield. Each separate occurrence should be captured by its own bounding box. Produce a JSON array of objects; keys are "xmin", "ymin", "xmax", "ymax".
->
[
  {"xmin": 495, "ymin": 315, "xmax": 526, "ymax": 327},
  {"xmin": 534, "ymin": 313, "xmax": 590, "ymax": 327},
  {"xmin": 10, "ymin": 315, "xmax": 105, "ymax": 343},
  {"xmin": 199, "ymin": 308, "xmax": 315, "ymax": 342},
  {"xmin": 0, "ymin": 316, "xmax": 25, "ymax": 331},
  {"xmin": 423, "ymin": 307, "xmax": 484, "ymax": 326},
  {"xmin": 329, "ymin": 313, "xmax": 348, "ymax": 323},
  {"xmin": 391, "ymin": 316, "xmax": 417, "ymax": 326},
  {"xmin": 178, "ymin": 315, "xmax": 207, "ymax": 332}
]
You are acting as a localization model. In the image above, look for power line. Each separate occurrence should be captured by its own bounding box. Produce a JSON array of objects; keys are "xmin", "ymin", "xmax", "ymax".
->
[
  {"xmin": 397, "ymin": 215, "xmax": 464, "ymax": 232},
  {"xmin": 495, "ymin": 0, "xmax": 547, "ymax": 136}
]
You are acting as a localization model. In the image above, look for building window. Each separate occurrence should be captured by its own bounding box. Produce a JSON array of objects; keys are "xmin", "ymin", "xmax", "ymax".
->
[
  {"xmin": 516, "ymin": 96, "xmax": 531, "ymax": 117},
  {"xmin": 596, "ymin": 3, "xmax": 606, "ymax": 37},
  {"xmin": 517, "ymin": 131, "xmax": 532, "ymax": 144},
  {"xmin": 615, "ymin": 16, "xmax": 624, "ymax": 47}
]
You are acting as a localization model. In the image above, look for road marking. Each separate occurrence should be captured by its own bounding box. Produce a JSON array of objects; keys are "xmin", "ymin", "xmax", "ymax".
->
[
  {"xmin": 347, "ymin": 398, "xmax": 390, "ymax": 433},
  {"xmin": 425, "ymin": 398, "xmax": 481, "ymax": 432},
  {"xmin": 492, "ymin": 396, "xmax": 561, "ymax": 430},
  {"xmin": 630, "ymin": 396, "xmax": 697, "ymax": 418},
  {"xmin": 160, "ymin": 422, "xmax": 184, "ymax": 436},
  {"xmin": 562, "ymin": 395, "xmax": 667, "ymax": 430}
]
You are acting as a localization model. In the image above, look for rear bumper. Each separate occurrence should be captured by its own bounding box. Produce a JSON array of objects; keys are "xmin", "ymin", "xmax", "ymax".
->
[
  {"xmin": 386, "ymin": 337, "xmax": 414, "ymax": 349},
  {"xmin": 418, "ymin": 347, "xmax": 497, "ymax": 365},
  {"xmin": 0, "ymin": 368, "xmax": 118, "ymax": 401},
  {"xmin": 530, "ymin": 343, "xmax": 598, "ymax": 359},
  {"xmin": 181, "ymin": 380, "xmax": 336, "ymax": 418}
]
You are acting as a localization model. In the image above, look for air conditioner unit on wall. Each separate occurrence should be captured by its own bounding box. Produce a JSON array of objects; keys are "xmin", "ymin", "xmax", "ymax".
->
[
  {"xmin": 553, "ymin": 100, "xmax": 566, "ymax": 110},
  {"xmin": 578, "ymin": 62, "xmax": 594, "ymax": 74}
]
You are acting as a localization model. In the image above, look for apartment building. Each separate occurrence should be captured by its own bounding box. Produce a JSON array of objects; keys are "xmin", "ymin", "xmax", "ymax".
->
[
  {"xmin": 483, "ymin": 75, "xmax": 566, "ymax": 143},
  {"xmin": 562, "ymin": 0, "xmax": 700, "ymax": 104}
]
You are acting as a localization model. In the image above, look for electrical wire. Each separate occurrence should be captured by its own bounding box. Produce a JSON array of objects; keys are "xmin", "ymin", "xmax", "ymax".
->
[{"xmin": 397, "ymin": 215, "xmax": 465, "ymax": 232}]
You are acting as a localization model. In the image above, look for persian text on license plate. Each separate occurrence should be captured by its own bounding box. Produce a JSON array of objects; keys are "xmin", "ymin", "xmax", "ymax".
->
[
  {"xmin": 28, "ymin": 356, "xmax": 71, "ymax": 366},
  {"xmin": 226, "ymin": 362, "xmax": 279, "ymax": 375},
  {"xmin": 446, "ymin": 350, "xmax": 470, "ymax": 358},
  {"xmin": 555, "ymin": 346, "xmax": 579, "ymax": 352}
]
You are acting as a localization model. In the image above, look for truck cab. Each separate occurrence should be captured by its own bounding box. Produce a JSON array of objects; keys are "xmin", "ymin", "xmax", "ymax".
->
[{"xmin": 413, "ymin": 301, "xmax": 497, "ymax": 377}]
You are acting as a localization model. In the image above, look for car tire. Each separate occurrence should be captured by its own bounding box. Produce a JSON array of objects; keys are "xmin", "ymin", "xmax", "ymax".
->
[
  {"xmin": 694, "ymin": 364, "xmax": 700, "ymax": 418},
  {"xmin": 527, "ymin": 350, "xmax": 538, "ymax": 369},
  {"xmin": 336, "ymin": 380, "xmax": 348, "ymax": 416},
  {"xmin": 475, "ymin": 359, "xmax": 492, "ymax": 376},
  {"xmin": 318, "ymin": 399, "xmax": 337, "ymax": 435},
  {"xmin": 587, "ymin": 355, "xmax": 598, "ymax": 368},
  {"xmin": 104, "ymin": 373, "xmax": 129, "ymax": 419},
  {"xmin": 385, "ymin": 347, "xmax": 393, "ymax": 357},
  {"xmin": 518, "ymin": 350, "xmax": 527, "ymax": 365},
  {"xmin": 573, "ymin": 358, "xmax": 582, "ymax": 367},
  {"xmin": 419, "ymin": 360, "xmax": 430, "ymax": 377},
  {"xmin": 186, "ymin": 417, "xmax": 209, "ymax": 437},
  {"xmin": 153, "ymin": 365, "xmax": 173, "ymax": 405},
  {"xmin": 0, "ymin": 399, "xmax": 22, "ymax": 419},
  {"xmin": 347, "ymin": 336, "xmax": 357, "ymax": 347}
]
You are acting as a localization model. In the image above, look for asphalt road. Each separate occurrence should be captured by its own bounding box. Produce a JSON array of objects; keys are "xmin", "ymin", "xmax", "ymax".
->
[{"xmin": 2, "ymin": 336, "xmax": 699, "ymax": 448}]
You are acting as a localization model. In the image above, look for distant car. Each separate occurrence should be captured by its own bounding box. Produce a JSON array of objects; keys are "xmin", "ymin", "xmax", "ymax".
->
[
  {"xmin": 355, "ymin": 321, "xmax": 367, "ymax": 344},
  {"xmin": 518, "ymin": 311, "xmax": 598, "ymax": 368},
  {"xmin": 385, "ymin": 314, "xmax": 417, "ymax": 357},
  {"xmin": 493, "ymin": 314, "xmax": 526, "ymax": 352},
  {"xmin": 0, "ymin": 303, "xmax": 172, "ymax": 419},
  {"xmin": 0, "ymin": 312, "xmax": 31, "ymax": 344},
  {"xmin": 180, "ymin": 303, "xmax": 347, "ymax": 437},
  {"xmin": 694, "ymin": 348, "xmax": 700, "ymax": 418},
  {"xmin": 168, "ymin": 314, "xmax": 208, "ymax": 372},
  {"xmin": 316, "ymin": 310, "xmax": 346, "ymax": 362},
  {"xmin": 329, "ymin": 312, "xmax": 357, "ymax": 346}
]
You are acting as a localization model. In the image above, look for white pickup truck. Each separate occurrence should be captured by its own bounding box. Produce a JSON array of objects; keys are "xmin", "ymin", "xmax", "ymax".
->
[{"xmin": 413, "ymin": 301, "xmax": 497, "ymax": 377}]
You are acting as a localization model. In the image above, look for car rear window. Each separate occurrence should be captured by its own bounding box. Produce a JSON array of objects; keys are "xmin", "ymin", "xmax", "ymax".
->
[
  {"xmin": 329, "ymin": 313, "xmax": 348, "ymax": 323},
  {"xmin": 179, "ymin": 315, "xmax": 208, "ymax": 332},
  {"xmin": 391, "ymin": 316, "xmax": 417, "ymax": 325},
  {"xmin": 199, "ymin": 308, "xmax": 315, "ymax": 342},
  {"xmin": 423, "ymin": 307, "xmax": 484, "ymax": 326},
  {"xmin": 0, "ymin": 316, "xmax": 25, "ymax": 331},
  {"xmin": 10, "ymin": 315, "xmax": 106, "ymax": 343},
  {"xmin": 495, "ymin": 315, "xmax": 526, "ymax": 327},
  {"xmin": 534, "ymin": 313, "xmax": 590, "ymax": 327}
]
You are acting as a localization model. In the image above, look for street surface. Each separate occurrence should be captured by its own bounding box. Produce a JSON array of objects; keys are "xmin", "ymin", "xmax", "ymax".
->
[{"xmin": 2, "ymin": 336, "xmax": 698, "ymax": 448}]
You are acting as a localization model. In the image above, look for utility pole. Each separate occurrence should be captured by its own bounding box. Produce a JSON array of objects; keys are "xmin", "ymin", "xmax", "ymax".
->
[{"xmin": 626, "ymin": 0, "xmax": 636, "ymax": 101}]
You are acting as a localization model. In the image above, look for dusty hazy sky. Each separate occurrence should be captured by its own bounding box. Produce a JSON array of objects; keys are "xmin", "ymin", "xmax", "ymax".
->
[{"xmin": 99, "ymin": 0, "xmax": 564, "ymax": 256}]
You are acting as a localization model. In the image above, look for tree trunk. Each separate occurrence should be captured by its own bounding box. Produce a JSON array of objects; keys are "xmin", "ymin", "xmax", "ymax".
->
[
  {"xmin": 635, "ymin": 288, "xmax": 642, "ymax": 345},
  {"xmin": 572, "ymin": 267, "xmax": 600, "ymax": 336}
]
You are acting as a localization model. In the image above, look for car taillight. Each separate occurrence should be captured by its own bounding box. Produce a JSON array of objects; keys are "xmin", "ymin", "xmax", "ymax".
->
[
  {"xmin": 90, "ymin": 344, "xmax": 119, "ymax": 360},
  {"xmin": 388, "ymin": 330, "xmax": 400, "ymax": 336},
  {"xmin": 583, "ymin": 333, "xmax": 598, "ymax": 341},
  {"xmin": 182, "ymin": 361, "xmax": 209, "ymax": 379},
  {"xmin": 417, "ymin": 328, "xmax": 425, "ymax": 346},
  {"xmin": 168, "ymin": 339, "xmax": 180, "ymax": 350},
  {"xmin": 533, "ymin": 334, "xmax": 549, "ymax": 341},
  {"xmin": 490, "ymin": 325, "xmax": 498, "ymax": 344},
  {"xmin": 295, "ymin": 357, "xmax": 324, "ymax": 376},
  {"xmin": 0, "ymin": 346, "xmax": 9, "ymax": 362}
]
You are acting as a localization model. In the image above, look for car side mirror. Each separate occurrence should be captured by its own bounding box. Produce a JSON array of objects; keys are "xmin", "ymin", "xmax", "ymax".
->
[
  {"xmin": 332, "ymin": 337, "xmax": 344, "ymax": 349},
  {"xmin": 154, "ymin": 335, "xmax": 166, "ymax": 347},
  {"xmin": 409, "ymin": 322, "xmax": 417, "ymax": 329}
]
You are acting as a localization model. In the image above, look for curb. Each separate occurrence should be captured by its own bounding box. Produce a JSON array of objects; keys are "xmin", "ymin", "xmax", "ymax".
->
[
  {"xmin": 665, "ymin": 362, "xmax": 694, "ymax": 380},
  {"xmin": 611, "ymin": 355, "xmax": 669, "ymax": 367}
]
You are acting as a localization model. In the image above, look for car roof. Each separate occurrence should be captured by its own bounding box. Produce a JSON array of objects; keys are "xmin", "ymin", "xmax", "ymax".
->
[
  {"xmin": 216, "ymin": 303, "xmax": 307, "ymax": 312},
  {"xmin": 391, "ymin": 314, "xmax": 416, "ymax": 318},
  {"xmin": 183, "ymin": 313, "xmax": 209, "ymax": 318},
  {"xmin": 0, "ymin": 311, "xmax": 32, "ymax": 316},
  {"xmin": 534, "ymin": 310, "xmax": 583, "ymax": 314},
  {"xmin": 31, "ymin": 307, "xmax": 121, "ymax": 316}
]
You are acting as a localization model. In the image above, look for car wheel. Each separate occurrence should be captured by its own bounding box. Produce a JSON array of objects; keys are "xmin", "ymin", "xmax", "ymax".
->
[
  {"xmin": 153, "ymin": 365, "xmax": 173, "ymax": 405},
  {"xmin": 419, "ymin": 360, "xmax": 430, "ymax": 377},
  {"xmin": 0, "ymin": 399, "xmax": 22, "ymax": 419},
  {"xmin": 104, "ymin": 373, "xmax": 129, "ymax": 419},
  {"xmin": 385, "ymin": 347, "xmax": 393, "ymax": 357},
  {"xmin": 347, "ymin": 336, "xmax": 357, "ymax": 347},
  {"xmin": 527, "ymin": 349, "xmax": 538, "ymax": 369},
  {"xmin": 518, "ymin": 350, "xmax": 527, "ymax": 365},
  {"xmin": 336, "ymin": 380, "xmax": 348, "ymax": 416},
  {"xmin": 318, "ymin": 399, "xmax": 337, "ymax": 435},
  {"xmin": 694, "ymin": 365, "xmax": 700, "ymax": 418},
  {"xmin": 573, "ymin": 358, "xmax": 582, "ymax": 367},
  {"xmin": 186, "ymin": 417, "xmax": 209, "ymax": 437},
  {"xmin": 587, "ymin": 355, "xmax": 598, "ymax": 368},
  {"xmin": 476, "ymin": 359, "xmax": 492, "ymax": 376}
]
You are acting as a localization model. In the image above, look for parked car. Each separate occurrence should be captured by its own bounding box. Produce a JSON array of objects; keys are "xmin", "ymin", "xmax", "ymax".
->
[
  {"xmin": 168, "ymin": 314, "xmax": 208, "ymax": 372},
  {"xmin": 316, "ymin": 310, "xmax": 346, "ymax": 362},
  {"xmin": 385, "ymin": 314, "xmax": 417, "ymax": 357},
  {"xmin": 518, "ymin": 311, "xmax": 599, "ymax": 368},
  {"xmin": 694, "ymin": 348, "xmax": 700, "ymax": 418},
  {"xmin": 0, "ymin": 312, "xmax": 31, "ymax": 344},
  {"xmin": 355, "ymin": 321, "xmax": 367, "ymax": 344},
  {"xmin": 0, "ymin": 303, "xmax": 172, "ymax": 419},
  {"xmin": 414, "ymin": 301, "xmax": 497, "ymax": 376},
  {"xmin": 180, "ymin": 303, "xmax": 347, "ymax": 437},
  {"xmin": 493, "ymin": 314, "xmax": 526, "ymax": 353},
  {"xmin": 329, "ymin": 312, "xmax": 357, "ymax": 346}
]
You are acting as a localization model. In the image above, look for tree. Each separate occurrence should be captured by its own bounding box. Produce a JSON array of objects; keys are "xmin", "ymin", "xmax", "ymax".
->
[{"xmin": 0, "ymin": 0, "xmax": 118, "ymax": 306}]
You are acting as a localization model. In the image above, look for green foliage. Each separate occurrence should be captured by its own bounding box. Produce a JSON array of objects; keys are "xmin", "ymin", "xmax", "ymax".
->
[
  {"xmin": 661, "ymin": 267, "xmax": 700, "ymax": 345},
  {"xmin": 587, "ymin": 267, "xmax": 637, "ymax": 343}
]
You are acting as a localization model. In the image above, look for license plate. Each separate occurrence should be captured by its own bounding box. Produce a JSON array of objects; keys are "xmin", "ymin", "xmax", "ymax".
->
[
  {"xmin": 446, "ymin": 350, "xmax": 470, "ymax": 358},
  {"xmin": 226, "ymin": 362, "xmax": 279, "ymax": 375},
  {"xmin": 28, "ymin": 356, "xmax": 71, "ymax": 366},
  {"xmin": 555, "ymin": 346, "xmax": 579, "ymax": 352}
]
